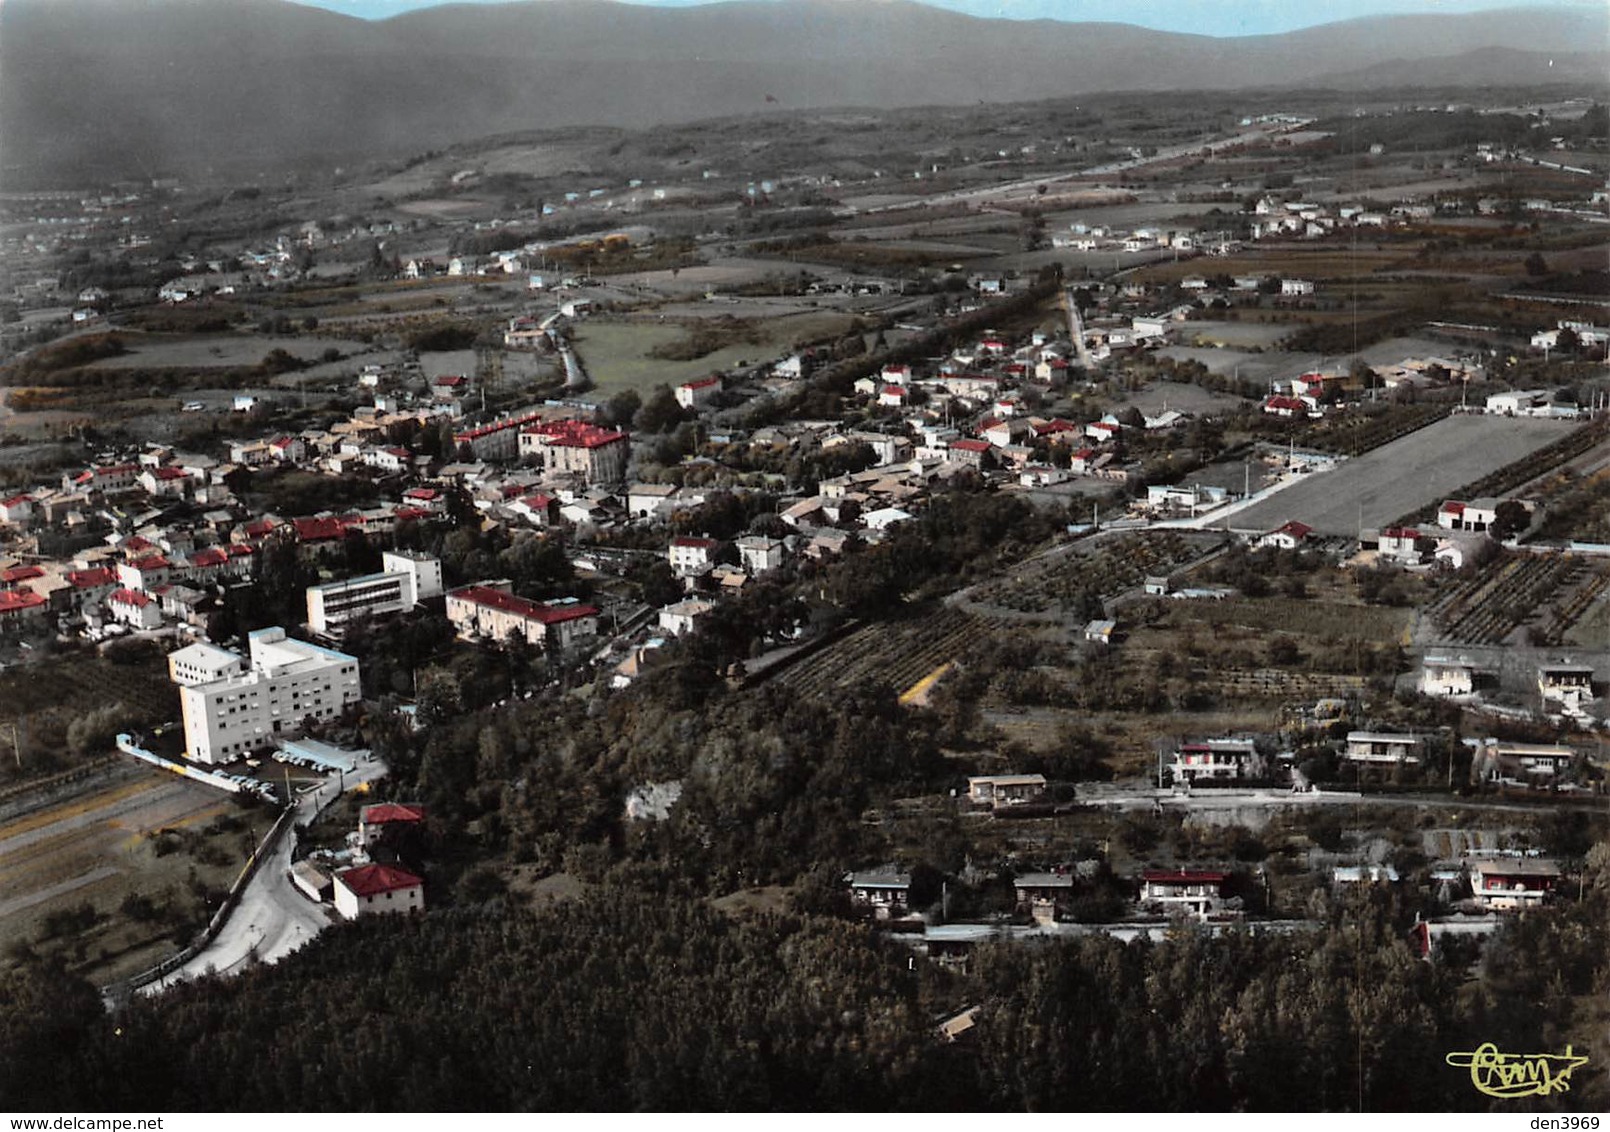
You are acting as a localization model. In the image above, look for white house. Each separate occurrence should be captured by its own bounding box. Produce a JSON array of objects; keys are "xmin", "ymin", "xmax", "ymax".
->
[
  {"xmin": 675, "ymin": 375, "xmax": 721, "ymax": 410},
  {"xmin": 735, "ymin": 536, "xmax": 785, "ymax": 575},
  {"xmin": 1420, "ymin": 657, "xmax": 1475, "ymax": 698},
  {"xmin": 1343, "ymin": 731, "xmax": 1420, "ymax": 766},
  {"xmin": 1171, "ymin": 738, "xmax": 1264, "ymax": 783},
  {"xmin": 333, "ymin": 863, "xmax": 425, "ymax": 920},
  {"xmin": 658, "ymin": 598, "xmax": 715, "ymax": 637},
  {"xmin": 966, "ymin": 774, "xmax": 1047, "ymax": 809}
]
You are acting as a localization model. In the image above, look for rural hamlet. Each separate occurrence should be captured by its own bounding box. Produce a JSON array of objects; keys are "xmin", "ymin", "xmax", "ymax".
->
[{"xmin": 0, "ymin": 0, "xmax": 1607, "ymax": 1119}]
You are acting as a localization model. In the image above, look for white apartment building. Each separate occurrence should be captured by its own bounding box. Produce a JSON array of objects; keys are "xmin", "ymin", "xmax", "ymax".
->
[
  {"xmin": 168, "ymin": 641, "xmax": 246, "ymax": 687},
  {"xmin": 306, "ymin": 551, "xmax": 443, "ymax": 635},
  {"xmin": 175, "ymin": 628, "xmax": 362, "ymax": 764}
]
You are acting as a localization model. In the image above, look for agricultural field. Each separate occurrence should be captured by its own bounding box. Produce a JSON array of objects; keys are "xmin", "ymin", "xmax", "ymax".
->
[
  {"xmin": 0, "ymin": 647, "xmax": 177, "ymax": 790},
  {"xmin": 770, "ymin": 608, "xmax": 996, "ymax": 700},
  {"xmin": 1230, "ymin": 414, "xmax": 1573, "ymax": 536},
  {"xmin": 570, "ymin": 310, "xmax": 856, "ymax": 396},
  {"xmin": 83, "ymin": 333, "xmax": 375, "ymax": 370},
  {"xmin": 964, "ymin": 530, "xmax": 1225, "ymax": 617},
  {"xmin": 1428, "ymin": 552, "xmax": 1610, "ymax": 647},
  {"xmin": 0, "ymin": 768, "xmax": 251, "ymax": 985}
]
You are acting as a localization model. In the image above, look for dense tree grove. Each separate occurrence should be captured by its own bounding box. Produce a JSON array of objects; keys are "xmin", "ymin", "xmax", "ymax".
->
[{"xmin": 6, "ymin": 885, "xmax": 1604, "ymax": 1111}]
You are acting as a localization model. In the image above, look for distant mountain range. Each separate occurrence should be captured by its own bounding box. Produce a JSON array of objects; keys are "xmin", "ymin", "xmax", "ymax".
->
[{"xmin": 1, "ymin": 0, "xmax": 1605, "ymax": 186}]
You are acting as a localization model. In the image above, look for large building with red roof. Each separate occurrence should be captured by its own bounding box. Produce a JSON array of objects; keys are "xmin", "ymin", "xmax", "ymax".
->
[
  {"xmin": 445, "ymin": 582, "xmax": 599, "ymax": 650},
  {"xmin": 517, "ymin": 419, "xmax": 629, "ymax": 483}
]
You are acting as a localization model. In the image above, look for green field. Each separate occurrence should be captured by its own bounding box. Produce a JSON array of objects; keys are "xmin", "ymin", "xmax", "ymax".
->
[{"xmin": 570, "ymin": 311, "xmax": 854, "ymax": 396}]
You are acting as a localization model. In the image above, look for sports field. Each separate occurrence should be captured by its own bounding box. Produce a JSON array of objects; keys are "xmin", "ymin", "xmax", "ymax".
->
[{"xmin": 1231, "ymin": 414, "xmax": 1574, "ymax": 537}]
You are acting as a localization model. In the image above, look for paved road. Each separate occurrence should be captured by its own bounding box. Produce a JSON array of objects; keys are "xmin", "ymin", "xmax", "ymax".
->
[
  {"xmin": 1077, "ymin": 781, "xmax": 1598, "ymax": 816},
  {"xmin": 144, "ymin": 756, "xmax": 388, "ymax": 993}
]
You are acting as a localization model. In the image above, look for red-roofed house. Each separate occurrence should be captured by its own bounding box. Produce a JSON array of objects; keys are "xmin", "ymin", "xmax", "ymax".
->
[
  {"xmin": 401, "ymin": 487, "xmax": 445, "ymax": 514},
  {"xmin": 139, "ymin": 465, "xmax": 192, "ymax": 498},
  {"xmin": 0, "ymin": 588, "xmax": 48, "ymax": 628},
  {"xmin": 510, "ymin": 494, "xmax": 558, "ymax": 527},
  {"xmin": 108, "ymin": 587, "xmax": 163, "ymax": 630},
  {"xmin": 1032, "ymin": 418, "xmax": 1081, "ymax": 442},
  {"xmin": 66, "ymin": 464, "xmax": 139, "ymax": 495},
  {"xmin": 669, "ymin": 536, "xmax": 720, "ymax": 577},
  {"xmin": 1139, "ymin": 869, "xmax": 1232, "ymax": 917},
  {"xmin": 293, "ymin": 515, "xmax": 361, "ymax": 555},
  {"xmin": 1257, "ymin": 520, "xmax": 1313, "ymax": 550},
  {"xmin": 1084, "ymin": 420, "xmax": 1121, "ymax": 443},
  {"xmin": 453, "ymin": 410, "xmax": 546, "ymax": 461},
  {"xmin": 1, "ymin": 564, "xmax": 44, "ymax": 587},
  {"xmin": 948, "ymin": 438, "xmax": 992, "ymax": 468},
  {"xmin": 117, "ymin": 555, "xmax": 172, "ymax": 592},
  {"xmin": 67, "ymin": 567, "xmax": 118, "ymax": 607},
  {"xmin": 233, "ymin": 518, "xmax": 283, "ymax": 545},
  {"xmin": 333, "ymin": 863, "xmax": 425, "ymax": 919},
  {"xmin": 676, "ymin": 374, "xmax": 721, "ymax": 410},
  {"xmin": 1438, "ymin": 499, "xmax": 1497, "ymax": 533},
  {"xmin": 878, "ymin": 384, "xmax": 908, "ymax": 408},
  {"xmin": 358, "ymin": 802, "xmax": 427, "ymax": 847},
  {"xmin": 0, "ymin": 494, "xmax": 34, "ymax": 526},
  {"xmin": 268, "ymin": 436, "xmax": 305, "ymax": 463},
  {"xmin": 1263, "ymin": 395, "xmax": 1309, "ymax": 418},
  {"xmin": 445, "ymin": 582, "xmax": 600, "ymax": 649}
]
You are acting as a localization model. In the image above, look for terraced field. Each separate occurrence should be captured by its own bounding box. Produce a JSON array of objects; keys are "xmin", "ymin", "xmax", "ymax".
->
[
  {"xmin": 772, "ymin": 608, "xmax": 995, "ymax": 699},
  {"xmin": 965, "ymin": 530, "xmax": 1223, "ymax": 617}
]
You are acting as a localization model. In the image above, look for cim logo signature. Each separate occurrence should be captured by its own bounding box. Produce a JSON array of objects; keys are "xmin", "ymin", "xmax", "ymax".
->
[{"xmin": 1446, "ymin": 1042, "xmax": 1589, "ymax": 1100}]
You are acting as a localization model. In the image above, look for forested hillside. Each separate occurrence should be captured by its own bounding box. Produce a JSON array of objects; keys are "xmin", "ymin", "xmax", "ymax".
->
[{"xmin": 6, "ymin": 885, "xmax": 1604, "ymax": 1111}]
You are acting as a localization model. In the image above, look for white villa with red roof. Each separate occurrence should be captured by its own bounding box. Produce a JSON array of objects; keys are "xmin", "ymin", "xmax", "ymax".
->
[
  {"xmin": 0, "ymin": 494, "xmax": 34, "ymax": 526},
  {"xmin": 139, "ymin": 465, "xmax": 191, "ymax": 498},
  {"xmin": 333, "ymin": 863, "xmax": 425, "ymax": 919},
  {"xmin": 676, "ymin": 374, "xmax": 721, "ymax": 410},
  {"xmin": 445, "ymin": 582, "xmax": 599, "ymax": 649},
  {"xmin": 1437, "ymin": 499, "xmax": 1498, "ymax": 533},
  {"xmin": 668, "ymin": 536, "xmax": 720, "ymax": 577},
  {"xmin": 1257, "ymin": 520, "xmax": 1312, "ymax": 550},
  {"xmin": 107, "ymin": 588, "xmax": 162, "ymax": 630}
]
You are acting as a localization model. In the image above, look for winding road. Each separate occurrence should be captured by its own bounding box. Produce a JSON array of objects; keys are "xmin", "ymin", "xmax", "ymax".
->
[{"xmin": 143, "ymin": 756, "xmax": 388, "ymax": 993}]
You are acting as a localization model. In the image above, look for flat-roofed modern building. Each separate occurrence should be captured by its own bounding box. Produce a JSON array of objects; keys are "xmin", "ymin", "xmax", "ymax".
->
[
  {"xmin": 306, "ymin": 551, "xmax": 443, "ymax": 635},
  {"xmin": 175, "ymin": 628, "xmax": 361, "ymax": 764},
  {"xmin": 168, "ymin": 641, "xmax": 246, "ymax": 687}
]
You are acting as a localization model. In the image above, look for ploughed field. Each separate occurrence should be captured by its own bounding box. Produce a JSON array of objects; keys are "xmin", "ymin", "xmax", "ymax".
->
[
  {"xmin": 0, "ymin": 768, "xmax": 246, "ymax": 984},
  {"xmin": 1231, "ymin": 414, "xmax": 1574, "ymax": 537}
]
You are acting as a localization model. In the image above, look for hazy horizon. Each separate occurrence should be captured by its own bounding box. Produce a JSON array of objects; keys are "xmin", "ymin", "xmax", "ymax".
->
[{"xmin": 285, "ymin": 0, "xmax": 1610, "ymax": 37}]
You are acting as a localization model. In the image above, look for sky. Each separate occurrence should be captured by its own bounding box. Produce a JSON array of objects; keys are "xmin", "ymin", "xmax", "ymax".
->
[{"xmin": 288, "ymin": 0, "xmax": 1605, "ymax": 37}]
